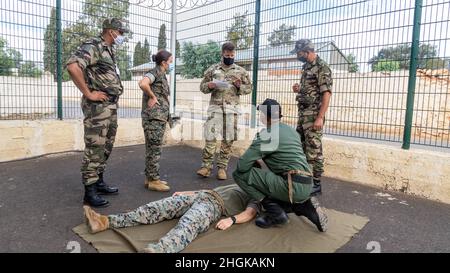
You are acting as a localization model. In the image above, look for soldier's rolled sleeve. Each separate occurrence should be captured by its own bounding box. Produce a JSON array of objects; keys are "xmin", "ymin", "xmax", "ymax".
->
[
  {"xmin": 246, "ymin": 200, "xmax": 261, "ymax": 214},
  {"xmin": 237, "ymin": 71, "xmax": 252, "ymax": 96},
  {"xmin": 144, "ymin": 72, "xmax": 156, "ymax": 84},
  {"xmin": 66, "ymin": 43, "xmax": 98, "ymax": 69},
  {"xmin": 200, "ymin": 66, "xmax": 214, "ymax": 94},
  {"xmin": 318, "ymin": 66, "xmax": 333, "ymax": 93},
  {"xmin": 236, "ymin": 134, "xmax": 265, "ymax": 173}
]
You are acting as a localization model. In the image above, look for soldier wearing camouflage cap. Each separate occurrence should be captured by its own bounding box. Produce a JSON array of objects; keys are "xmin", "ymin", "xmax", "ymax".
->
[
  {"xmin": 196, "ymin": 42, "xmax": 253, "ymax": 180},
  {"xmin": 66, "ymin": 18, "xmax": 130, "ymax": 208},
  {"xmin": 291, "ymin": 39, "xmax": 333, "ymax": 197}
]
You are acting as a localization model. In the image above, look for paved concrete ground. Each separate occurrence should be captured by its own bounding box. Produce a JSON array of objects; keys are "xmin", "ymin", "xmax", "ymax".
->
[{"xmin": 0, "ymin": 145, "xmax": 449, "ymax": 253}]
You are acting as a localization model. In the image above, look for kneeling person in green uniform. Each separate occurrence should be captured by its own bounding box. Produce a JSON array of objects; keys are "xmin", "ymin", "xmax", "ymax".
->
[{"xmin": 233, "ymin": 99, "xmax": 328, "ymax": 230}]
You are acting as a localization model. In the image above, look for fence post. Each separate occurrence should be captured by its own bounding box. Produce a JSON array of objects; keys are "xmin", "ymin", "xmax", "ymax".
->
[
  {"xmin": 56, "ymin": 0, "xmax": 63, "ymax": 120},
  {"xmin": 169, "ymin": 0, "xmax": 177, "ymax": 115},
  {"xmin": 250, "ymin": 0, "xmax": 261, "ymax": 128},
  {"xmin": 402, "ymin": 0, "xmax": 423, "ymax": 149}
]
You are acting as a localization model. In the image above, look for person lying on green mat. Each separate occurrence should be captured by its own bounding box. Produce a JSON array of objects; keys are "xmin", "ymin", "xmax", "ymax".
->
[{"xmin": 84, "ymin": 183, "xmax": 326, "ymax": 253}]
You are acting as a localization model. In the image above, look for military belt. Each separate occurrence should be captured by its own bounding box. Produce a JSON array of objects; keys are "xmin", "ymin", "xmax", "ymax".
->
[
  {"xmin": 107, "ymin": 95, "xmax": 119, "ymax": 104},
  {"xmin": 283, "ymin": 170, "xmax": 313, "ymax": 204}
]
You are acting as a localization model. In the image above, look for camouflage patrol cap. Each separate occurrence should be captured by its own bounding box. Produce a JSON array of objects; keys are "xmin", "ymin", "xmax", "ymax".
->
[
  {"xmin": 290, "ymin": 39, "xmax": 315, "ymax": 54},
  {"xmin": 102, "ymin": 18, "xmax": 129, "ymax": 33}
]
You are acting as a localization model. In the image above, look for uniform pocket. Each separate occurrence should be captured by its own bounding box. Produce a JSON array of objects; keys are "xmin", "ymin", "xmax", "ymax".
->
[{"xmin": 84, "ymin": 124, "xmax": 107, "ymax": 146}]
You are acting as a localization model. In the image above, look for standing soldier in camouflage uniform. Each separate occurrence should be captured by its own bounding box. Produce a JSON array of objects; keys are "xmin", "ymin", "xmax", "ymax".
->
[
  {"xmin": 291, "ymin": 39, "xmax": 333, "ymax": 196},
  {"xmin": 82, "ymin": 184, "xmax": 260, "ymax": 253},
  {"xmin": 66, "ymin": 18, "xmax": 129, "ymax": 208},
  {"xmin": 196, "ymin": 42, "xmax": 252, "ymax": 180},
  {"xmin": 138, "ymin": 50, "xmax": 173, "ymax": 192}
]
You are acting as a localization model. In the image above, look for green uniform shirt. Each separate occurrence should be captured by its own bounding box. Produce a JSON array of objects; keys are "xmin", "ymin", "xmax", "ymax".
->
[
  {"xmin": 297, "ymin": 56, "xmax": 332, "ymax": 112},
  {"xmin": 66, "ymin": 36, "xmax": 124, "ymax": 96},
  {"xmin": 213, "ymin": 184, "xmax": 260, "ymax": 217},
  {"xmin": 236, "ymin": 123, "xmax": 311, "ymax": 175}
]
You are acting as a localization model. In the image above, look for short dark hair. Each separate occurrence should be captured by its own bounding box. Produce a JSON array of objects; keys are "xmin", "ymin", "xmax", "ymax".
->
[
  {"xmin": 257, "ymin": 98, "xmax": 283, "ymax": 120},
  {"xmin": 222, "ymin": 42, "xmax": 236, "ymax": 52},
  {"xmin": 151, "ymin": 49, "xmax": 172, "ymax": 65}
]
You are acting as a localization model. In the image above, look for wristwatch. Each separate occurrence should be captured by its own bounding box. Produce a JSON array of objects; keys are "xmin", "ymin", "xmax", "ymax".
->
[{"xmin": 230, "ymin": 216, "xmax": 237, "ymax": 225}]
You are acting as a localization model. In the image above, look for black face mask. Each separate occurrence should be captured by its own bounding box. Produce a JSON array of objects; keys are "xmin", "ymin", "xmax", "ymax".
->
[
  {"xmin": 298, "ymin": 56, "xmax": 307, "ymax": 63},
  {"xmin": 223, "ymin": 57, "xmax": 235, "ymax": 66}
]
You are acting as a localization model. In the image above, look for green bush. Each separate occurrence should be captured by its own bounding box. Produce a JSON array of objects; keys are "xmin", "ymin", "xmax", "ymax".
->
[
  {"xmin": 181, "ymin": 41, "xmax": 222, "ymax": 79},
  {"xmin": 18, "ymin": 61, "xmax": 43, "ymax": 78},
  {"xmin": 373, "ymin": 59, "xmax": 400, "ymax": 72}
]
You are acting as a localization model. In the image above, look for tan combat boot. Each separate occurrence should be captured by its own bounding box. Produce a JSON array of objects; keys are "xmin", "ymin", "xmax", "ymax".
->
[
  {"xmin": 217, "ymin": 168, "xmax": 227, "ymax": 180},
  {"xmin": 83, "ymin": 206, "xmax": 109, "ymax": 234},
  {"xmin": 144, "ymin": 178, "xmax": 168, "ymax": 188},
  {"xmin": 146, "ymin": 179, "xmax": 171, "ymax": 192},
  {"xmin": 196, "ymin": 167, "xmax": 211, "ymax": 178}
]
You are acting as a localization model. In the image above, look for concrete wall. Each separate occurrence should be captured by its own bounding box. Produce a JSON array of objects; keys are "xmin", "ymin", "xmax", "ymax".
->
[
  {"xmin": 176, "ymin": 119, "xmax": 450, "ymax": 205},
  {"xmin": 1, "ymin": 118, "xmax": 449, "ymax": 205},
  {"xmin": 0, "ymin": 119, "xmax": 145, "ymax": 162}
]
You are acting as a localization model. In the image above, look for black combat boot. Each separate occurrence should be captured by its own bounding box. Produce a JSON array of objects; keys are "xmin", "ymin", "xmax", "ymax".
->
[
  {"xmin": 293, "ymin": 198, "xmax": 328, "ymax": 232},
  {"xmin": 96, "ymin": 173, "xmax": 119, "ymax": 195},
  {"xmin": 255, "ymin": 198, "xmax": 289, "ymax": 229},
  {"xmin": 310, "ymin": 178, "xmax": 322, "ymax": 196},
  {"xmin": 84, "ymin": 184, "xmax": 109, "ymax": 208}
]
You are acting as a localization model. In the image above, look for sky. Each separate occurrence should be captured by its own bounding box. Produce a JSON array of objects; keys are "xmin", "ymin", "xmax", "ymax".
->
[{"xmin": 1, "ymin": 0, "xmax": 449, "ymax": 72}]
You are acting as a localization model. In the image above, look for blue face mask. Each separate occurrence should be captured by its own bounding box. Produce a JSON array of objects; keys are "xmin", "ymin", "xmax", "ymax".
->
[
  {"xmin": 112, "ymin": 31, "xmax": 125, "ymax": 46},
  {"xmin": 168, "ymin": 63, "xmax": 174, "ymax": 73}
]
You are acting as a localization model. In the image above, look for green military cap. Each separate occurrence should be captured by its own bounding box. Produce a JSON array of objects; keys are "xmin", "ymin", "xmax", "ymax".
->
[
  {"xmin": 102, "ymin": 18, "xmax": 129, "ymax": 33},
  {"xmin": 290, "ymin": 39, "xmax": 315, "ymax": 54}
]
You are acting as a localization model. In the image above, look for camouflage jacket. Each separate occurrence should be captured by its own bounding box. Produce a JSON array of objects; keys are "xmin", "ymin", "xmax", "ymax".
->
[
  {"xmin": 297, "ymin": 56, "xmax": 332, "ymax": 113},
  {"xmin": 200, "ymin": 63, "xmax": 252, "ymax": 113},
  {"xmin": 66, "ymin": 36, "xmax": 123, "ymax": 97},
  {"xmin": 141, "ymin": 65, "xmax": 170, "ymax": 122}
]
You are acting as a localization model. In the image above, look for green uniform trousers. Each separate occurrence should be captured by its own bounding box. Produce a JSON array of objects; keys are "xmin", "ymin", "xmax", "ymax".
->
[{"xmin": 233, "ymin": 167, "xmax": 312, "ymax": 204}]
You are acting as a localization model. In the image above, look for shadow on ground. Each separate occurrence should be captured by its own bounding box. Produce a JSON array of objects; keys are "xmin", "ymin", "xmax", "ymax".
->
[{"xmin": 0, "ymin": 145, "xmax": 449, "ymax": 253}]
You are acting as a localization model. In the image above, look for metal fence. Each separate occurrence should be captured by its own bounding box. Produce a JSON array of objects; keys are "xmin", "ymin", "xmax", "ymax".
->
[
  {"xmin": 0, "ymin": 0, "xmax": 169, "ymax": 119},
  {"xmin": 1, "ymin": 0, "xmax": 449, "ymax": 149}
]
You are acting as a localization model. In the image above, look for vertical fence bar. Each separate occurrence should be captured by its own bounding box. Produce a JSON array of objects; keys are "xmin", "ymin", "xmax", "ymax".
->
[
  {"xmin": 250, "ymin": 0, "xmax": 261, "ymax": 128},
  {"xmin": 402, "ymin": 0, "xmax": 423, "ymax": 150},
  {"xmin": 56, "ymin": 0, "xmax": 63, "ymax": 120},
  {"xmin": 170, "ymin": 0, "xmax": 177, "ymax": 115}
]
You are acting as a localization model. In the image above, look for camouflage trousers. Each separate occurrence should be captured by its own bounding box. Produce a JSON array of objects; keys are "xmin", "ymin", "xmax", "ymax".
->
[
  {"xmin": 142, "ymin": 118, "xmax": 167, "ymax": 181},
  {"xmin": 296, "ymin": 112, "xmax": 324, "ymax": 179},
  {"xmin": 108, "ymin": 191, "xmax": 222, "ymax": 253},
  {"xmin": 81, "ymin": 98, "xmax": 118, "ymax": 186},
  {"xmin": 202, "ymin": 112, "xmax": 238, "ymax": 170}
]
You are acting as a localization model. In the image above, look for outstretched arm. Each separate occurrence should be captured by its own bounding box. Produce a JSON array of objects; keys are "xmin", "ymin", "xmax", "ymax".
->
[{"xmin": 215, "ymin": 207, "xmax": 257, "ymax": 231}]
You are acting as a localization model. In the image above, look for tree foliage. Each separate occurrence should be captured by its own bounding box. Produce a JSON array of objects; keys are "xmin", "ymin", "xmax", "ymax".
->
[
  {"xmin": 268, "ymin": 24, "xmax": 296, "ymax": 47},
  {"xmin": 43, "ymin": 8, "xmax": 57, "ymax": 79},
  {"xmin": 373, "ymin": 59, "xmax": 401, "ymax": 72},
  {"xmin": 158, "ymin": 24, "xmax": 167, "ymax": 50},
  {"xmin": 60, "ymin": 0, "xmax": 131, "ymax": 81},
  {"xmin": 0, "ymin": 38, "xmax": 23, "ymax": 76},
  {"xmin": 226, "ymin": 12, "xmax": 254, "ymax": 50},
  {"xmin": 181, "ymin": 41, "xmax": 221, "ymax": 78},
  {"xmin": 369, "ymin": 43, "xmax": 447, "ymax": 71},
  {"xmin": 346, "ymin": 53, "xmax": 359, "ymax": 73}
]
